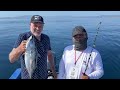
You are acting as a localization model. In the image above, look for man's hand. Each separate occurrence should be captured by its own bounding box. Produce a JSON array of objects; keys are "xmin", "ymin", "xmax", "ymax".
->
[
  {"xmin": 81, "ymin": 73, "xmax": 89, "ymax": 79},
  {"xmin": 9, "ymin": 40, "xmax": 27, "ymax": 63},
  {"xmin": 53, "ymin": 72, "xmax": 57, "ymax": 79},
  {"xmin": 18, "ymin": 40, "xmax": 27, "ymax": 54}
]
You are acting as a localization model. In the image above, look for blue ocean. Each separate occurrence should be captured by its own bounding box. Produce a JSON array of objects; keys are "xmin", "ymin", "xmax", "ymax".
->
[{"xmin": 0, "ymin": 15, "xmax": 120, "ymax": 79}]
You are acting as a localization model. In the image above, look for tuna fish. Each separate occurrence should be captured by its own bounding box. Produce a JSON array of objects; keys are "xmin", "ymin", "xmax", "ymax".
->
[{"xmin": 24, "ymin": 35, "xmax": 38, "ymax": 79}]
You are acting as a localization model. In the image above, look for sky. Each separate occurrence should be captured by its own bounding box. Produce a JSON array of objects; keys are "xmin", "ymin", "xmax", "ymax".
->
[{"xmin": 0, "ymin": 11, "xmax": 120, "ymax": 17}]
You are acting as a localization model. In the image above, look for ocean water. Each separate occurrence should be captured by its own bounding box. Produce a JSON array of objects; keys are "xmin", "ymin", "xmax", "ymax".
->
[{"xmin": 0, "ymin": 16, "xmax": 120, "ymax": 79}]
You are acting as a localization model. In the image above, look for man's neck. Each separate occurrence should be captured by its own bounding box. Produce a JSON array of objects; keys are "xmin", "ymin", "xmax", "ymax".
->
[
  {"xmin": 74, "ymin": 45, "xmax": 87, "ymax": 51},
  {"xmin": 36, "ymin": 36, "xmax": 41, "ymax": 41}
]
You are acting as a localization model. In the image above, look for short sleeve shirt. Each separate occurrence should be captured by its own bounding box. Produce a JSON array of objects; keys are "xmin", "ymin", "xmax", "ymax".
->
[{"xmin": 14, "ymin": 31, "xmax": 51, "ymax": 79}]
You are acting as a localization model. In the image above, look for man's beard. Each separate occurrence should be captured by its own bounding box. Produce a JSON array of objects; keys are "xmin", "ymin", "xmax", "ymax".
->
[
  {"xmin": 31, "ymin": 29, "xmax": 41, "ymax": 37},
  {"xmin": 73, "ymin": 38, "xmax": 87, "ymax": 51}
]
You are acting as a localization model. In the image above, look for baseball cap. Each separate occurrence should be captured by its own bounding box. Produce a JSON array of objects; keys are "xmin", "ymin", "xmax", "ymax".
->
[
  {"xmin": 30, "ymin": 15, "xmax": 44, "ymax": 24},
  {"xmin": 72, "ymin": 26, "xmax": 87, "ymax": 37}
]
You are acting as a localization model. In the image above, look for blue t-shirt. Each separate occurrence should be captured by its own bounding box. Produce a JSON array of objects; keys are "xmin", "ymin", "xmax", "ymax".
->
[{"xmin": 14, "ymin": 31, "xmax": 51, "ymax": 79}]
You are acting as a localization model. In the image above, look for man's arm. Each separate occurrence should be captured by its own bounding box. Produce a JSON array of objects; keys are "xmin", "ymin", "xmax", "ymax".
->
[
  {"xmin": 58, "ymin": 58, "xmax": 65, "ymax": 79},
  {"xmin": 47, "ymin": 50, "xmax": 57, "ymax": 79},
  {"xmin": 88, "ymin": 52, "xmax": 104, "ymax": 79},
  {"xmin": 9, "ymin": 40, "xmax": 27, "ymax": 63}
]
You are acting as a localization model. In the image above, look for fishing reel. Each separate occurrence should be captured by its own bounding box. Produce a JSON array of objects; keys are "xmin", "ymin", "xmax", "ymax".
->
[{"xmin": 47, "ymin": 69, "xmax": 54, "ymax": 79}]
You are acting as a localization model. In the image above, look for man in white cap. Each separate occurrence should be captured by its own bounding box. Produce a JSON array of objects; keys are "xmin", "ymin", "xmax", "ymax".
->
[{"xmin": 58, "ymin": 26, "xmax": 104, "ymax": 79}]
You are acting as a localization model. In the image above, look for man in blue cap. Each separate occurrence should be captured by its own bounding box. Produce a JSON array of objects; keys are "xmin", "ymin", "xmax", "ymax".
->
[{"xmin": 9, "ymin": 15, "xmax": 57, "ymax": 79}]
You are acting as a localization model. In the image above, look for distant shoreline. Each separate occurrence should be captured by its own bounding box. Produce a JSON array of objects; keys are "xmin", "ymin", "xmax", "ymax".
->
[{"xmin": 0, "ymin": 15, "xmax": 120, "ymax": 19}]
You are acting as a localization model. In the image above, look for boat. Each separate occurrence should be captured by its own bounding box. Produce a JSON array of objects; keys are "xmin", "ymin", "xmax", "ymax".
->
[{"xmin": 9, "ymin": 68, "xmax": 56, "ymax": 79}]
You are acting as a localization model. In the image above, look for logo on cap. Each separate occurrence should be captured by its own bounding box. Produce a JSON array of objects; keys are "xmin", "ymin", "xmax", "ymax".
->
[{"xmin": 34, "ymin": 16, "xmax": 40, "ymax": 20}]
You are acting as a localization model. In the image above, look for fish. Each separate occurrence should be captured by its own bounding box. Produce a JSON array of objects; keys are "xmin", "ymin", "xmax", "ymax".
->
[{"xmin": 24, "ymin": 35, "xmax": 38, "ymax": 79}]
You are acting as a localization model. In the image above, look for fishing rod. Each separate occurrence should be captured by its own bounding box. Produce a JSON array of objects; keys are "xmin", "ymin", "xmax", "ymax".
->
[{"xmin": 83, "ymin": 22, "xmax": 102, "ymax": 75}]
